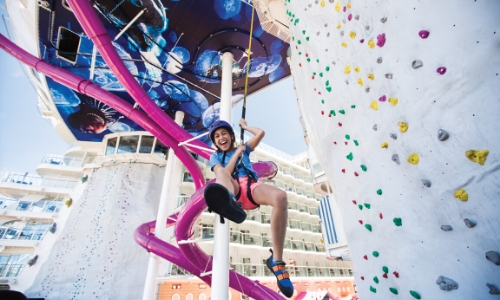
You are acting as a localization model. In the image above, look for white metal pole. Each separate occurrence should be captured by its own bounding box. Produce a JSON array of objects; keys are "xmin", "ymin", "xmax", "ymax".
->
[
  {"xmin": 211, "ymin": 51, "xmax": 233, "ymax": 300},
  {"xmin": 142, "ymin": 111, "xmax": 185, "ymax": 300}
]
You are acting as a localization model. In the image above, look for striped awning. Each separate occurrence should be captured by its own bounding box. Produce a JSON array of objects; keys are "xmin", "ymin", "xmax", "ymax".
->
[{"xmin": 318, "ymin": 196, "xmax": 338, "ymax": 245}]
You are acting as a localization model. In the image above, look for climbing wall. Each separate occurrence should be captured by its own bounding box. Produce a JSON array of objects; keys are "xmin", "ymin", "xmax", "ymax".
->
[
  {"xmin": 285, "ymin": 0, "xmax": 500, "ymax": 299},
  {"xmin": 24, "ymin": 163, "xmax": 163, "ymax": 299}
]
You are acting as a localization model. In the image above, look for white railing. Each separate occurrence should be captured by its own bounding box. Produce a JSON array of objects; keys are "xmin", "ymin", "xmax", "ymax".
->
[
  {"xmin": 1, "ymin": 172, "xmax": 78, "ymax": 189},
  {"xmin": 0, "ymin": 222, "xmax": 53, "ymax": 241},
  {"xmin": 0, "ymin": 197, "xmax": 62, "ymax": 213},
  {"xmin": 40, "ymin": 154, "xmax": 84, "ymax": 167}
]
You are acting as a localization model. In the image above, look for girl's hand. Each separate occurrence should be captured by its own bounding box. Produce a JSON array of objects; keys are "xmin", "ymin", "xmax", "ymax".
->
[
  {"xmin": 235, "ymin": 143, "xmax": 246, "ymax": 156},
  {"xmin": 239, "ymin": 118, "xmax": 248, "ymax": 130}
]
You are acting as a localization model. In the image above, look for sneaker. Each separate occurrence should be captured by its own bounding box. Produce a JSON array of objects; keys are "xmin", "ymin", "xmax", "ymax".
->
[
  {"xmin": 204, "ymin": 183, "xmax": 246, "ymax": 224},
  {"xmin": 266, "ymin": 251, "xmax": 294, "ymax": 298}
]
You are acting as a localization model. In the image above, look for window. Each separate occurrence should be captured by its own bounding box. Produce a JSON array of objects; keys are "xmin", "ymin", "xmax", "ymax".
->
[
  {"xmin": 139, "ymin": 136, "xmax": 155, "ymax": 153},
  {"xmin": 106, "ymin": 137, "xmax": 117, "ymax": 155},
  {"xmin": 56, "ymin": 27, "xmax": 80, "ymax": 63},
  {"xmin": 117, "ymin": 135, "xmax": 139, "ymax": 154},
  {"xmin": 154, "ymin": 139, "xmax": 169, "ymax": 159},
  {"xmin": 0, "ymin": 254, "xmax": 30, "ymax": 277}
]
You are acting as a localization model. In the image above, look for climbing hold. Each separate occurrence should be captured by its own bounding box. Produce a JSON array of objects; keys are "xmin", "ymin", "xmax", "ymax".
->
[
  {"xmin": 422, "ymin": 179, "xmax": 432, "ymax": 187},
  {"xmin": 388, "ymin": 97, "xmax": 398, "ymax": 106},
  {"xmin": 320, "ymin": 0, "xmax": 325, "ymax": 7},
  {"xmin": 368, "ymin": 40, "xmax": 375, "ymax": 48},
  {"xmin": 377, "ymin": 189, "xmax": 383, "ymax": 195},
  {"xmin": 360, "ymin": 276, "xmax": 365, "ymax": 280},
  {"xmin": 485, "ymin": 251, "xmax": 500, "ymax": 266},
  {"xmin": 357, "ymin": 78, "xmax": 364, "ymax": 85},
  {"xmin": 379, "ymin": 213, "xmax": 383, "ymax": 219},
  {"xmin": 376, "ymin": 33, "xmax": 386, "ymax": 47},
  {"xmin": 392, "ymin": 154, "xmax": 400, "ymax": 165},
  {"xmin": 390, "ymin": 133, "xmax": 397, "ymax": 140},
  {"xmin": 326, "ymin": 87, "xmax": 332, "ymax": 93},
  {"xmin": 340, "ymin": 30, "xmax": 345, "ymax": 36},
  {"xmin": 365, "ymin": 86, "xmax": 371, "ymax": 93},
  {"xmin": 335, "ymin": 2, "xmax": 341, "ymax": 12},
  {"xmin": 337, "ymin": 23, "xmax": 342, "ymax": 28},
  {"xmin": 382, "ymin": 266, "xmax": 389, "ymax": 273},
  {"xmin": 354, "ymin": 67, "xmax": 361, "ymax": 73},
  {"xmin": 393, "ymin": 271, "xmax": 399, "ymax": 278},
  {"xmin": 437, "ymin": 67, "xmax": 447, "ymax": 75},
  {"xmin": 352, "ymin": 200, "xmax": 357, "ymax": 205},
  {"xmin": 343, "ymin": 6, "xmax": 347, "ymax": 12},
  {"xmin": 487, "ymin": 283, "xmax": 500, "ymax": 295},
  {"xmin": 341, "ymin": 168, "xmax": 345, "ymax": 173},
  {"xmin": 410, "ymin": 290, "xmax": 421, "ymax": 299},
  {"xmin": 408, "ymin": 153, "xmax": 419, "ymax": 164},
  {"xmin": 344, "ymin": 65, "xmax": 351, "ymax": 74},
  {"xmin": 370, "ymin": 286, "xmax": 377, "ymax": 293},
  {"xmin": 363, "ymin": 254, "xmax": 368, "ymax": 259},
  {"xmin": 358, "ymin": 204, "xmax": 363, "ymax": 210},
  {"xmin": 351, "ymin": 105, "xmax": 356, "ymax": 109},
  {"xmin": 385, "ymin": 73, "xmax": 393, "ymax": 79},
  {"xmin": 354, "ymin": 14, "xmax": 359, "ymax": 20},
  {"xmin": 354, "ymin": 172, "xmax": 359, "ymax": 177},
  {"xmin": 464, "ymin": 218, "xmax": 477, "ymax": 228},
  {"xmin": 364, "ymin": 203, "xmax": 371, "ymax": 209},
  {"xmin": 329, "ymin": 110, "xmax": 336, "ymax": 116},
  {"xmin": 346, "ymin": 152, "xmax": 353, "ymax": 160},
  {"xmin": 389, "ymin": 288, "xmax": 398, "ymax": 295},
  {"xmin": 373, "ymin": 251, "xmax": 379, "ymax": 257},
  {"xmin": 441, "ymin": 225, "xmax": 453, "ymax": 231},
  {"xmin": 465, "ymin": 149, "xmax": 489, "ymax": 165},
  {"xmin": 377, "ymin": 57, "xmax": 383, "ymax": 63},
  {"xmin": 361, "ymin": 165, "xmax": 367, "ymax": 171},
  {"xmin": 393, "ymin": 218, "xmax": 402, "ymax": 226},
  {"xmin": 354, "ymin": 140, "xmax": 359, "ymax": 146},
  {"xmin": 348, "ymin": 14, "xmax": 352, "ymax": 21},
  {"xmin": 365, "ymin": 25, "xmax": 370, "ymax": 30},
  {"xmin": 412, "ymin": 60, "xmax": 424, "ymax": 69},
  {"xmin": 379, "ymin": 95, "xmax": 387, "ymax": 102},
  {"xmin": 326, "ymin": 66, "xmax": 330, "ymax": 71},
  {"xmin": 419, "ymin": 30, "xmax": 430, "ymax": 39},
  {"xmin": 370, "ymin": 101, "xmax": 379, "ymax": 111},
  {"xmin": 325, "ymin": 80, "xmax": 330, "ymax": 86},
  {"xmin": 347, "ymin": 3, "xmax": 352, "ymax": 8},
  {"xmin": 454, "ymin": 189, "xmax": 468, "ymax": 201},
  {"xmin": 382, "ymin": 273, "xmax": 388, "ymax": 279},
  {"xmin": 438, "ymin": 129, "xmax": 450, "ymax": 141},
  {"xmin": 368, "ymin": 73, "xmax": 374, "ymax": 80},
  {"xmin": 380, "ymin": 17, "xmax": 387, "ymax": 23},
  {"xmin": 398, "ymin": 122, "xmax": 409, "ymax": 133},
  {"xmin": 365, "ymin": 224, "xmax": 372, "ymax": 232},
  {"xmin": 373, "ymin": 124, "xmax": 378, "ymax": 131},
  {"xmin": 345, "ymin": 134, "xmax": 350, "ymax": 140},
  {"xmin": 381, "ymin": 141, "xmax": 389, "ymax": 148},
  {"xmin": 373, "ymin": 277, "xmax": 379, "ymax": 284},
  {"xmin": 436, "ymin": 276, "xmax": 459, "ymax": 291}
]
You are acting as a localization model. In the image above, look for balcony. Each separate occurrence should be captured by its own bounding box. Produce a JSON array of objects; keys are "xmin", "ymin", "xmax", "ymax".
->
[
  {"xmin": 246, "ymin": 210, "xmax": 261, "ymax": 223},
  {"xmin": 36, "ymin": 154, "xmax": 85, "ymax": 177},
  {"xmin": 0, "ymin": 221, "xmax": 53, "ymax": 242},
  {"xmin": 288, "ymin": 219, "xmax": 301, "ymax": 230},
  {"xmin": 297, "ymin": 203, "xmax": 310, "ymax": 214},
  {"xmin": 241, "ymin": 232, "xmax": 262, "ymax": 246},
  {"xmin": 0, "ymin": 172, "xmax": 78, "ymax": 198},
  {"xmin": 281, "ymin": 167, "xmax": 294, "ymax": 182},
  {"xmin": 0, "ymin": 197, "xmax": 62, "ymax": 218}
]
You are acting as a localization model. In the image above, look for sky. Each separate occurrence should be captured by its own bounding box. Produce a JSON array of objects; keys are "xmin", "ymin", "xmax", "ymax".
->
[{"xmin": 0, "ymin": 7, "xmax": 306, "ymax": 175}]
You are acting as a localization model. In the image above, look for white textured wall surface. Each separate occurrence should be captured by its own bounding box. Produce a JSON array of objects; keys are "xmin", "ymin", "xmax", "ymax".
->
[
  {"xmin": 286, "ymin": 0, "xmax": 500, "ymax": 299},
  {"xmin": 24, "ymin": 163, "xmax": 163, "ymax": 300}
]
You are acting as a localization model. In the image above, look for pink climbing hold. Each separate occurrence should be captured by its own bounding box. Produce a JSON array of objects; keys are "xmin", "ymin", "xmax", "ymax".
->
[
  {"xmin": 437, "ymin": 67, "xmax": 447, "ymax": 75},
  {"xmin": 359, "ymin": 220, "xmax": 364, "ymax": 224},
  {"xmin": 360, "ymin": 39, "xmax": 364, "ymax": 43},
  {"xmin": 419, "ymin": 30, "xmax": 430, "ymax": 39},
  {"xmin": 343, "ymin": 6, "xmax": 347, "ymax": 12},
  {"xmin": 379, "ymin": 213, "xmax": 383, "ymax": 219},
  {"xmin": 377, "ymin": 33, "xmax": 386, "ymax": 47},
  {"xmin": 361, "ymin": 276, "xmax": 365, "ymax": 280},
  {"xmin": 342, "ymin": 169, "xmax": 346, "ymax": 173},
  {"xmin": 348, "ymin": 14, "xmax": 352, "ymax": 21},
  {"xmin": 354, "ymin": 172, "xmax": 359, "ymax": 177},
  {"xmin": 379, "ymin": 95, "xmax": 387, "ymax": 102},
  {"xmin": 383, "ymin": 273, "xmax": 388, "ymax": 279},
  {"xmin": 352, "ymin": 200, "xmax": 357, "ymax": 205},
  {"xmin": 393, "ymin": 271, "xmax": 399, "ymax": 278},
  {"xmin": 363, "ymin": 255, "xmax": 368, "ymax": 260}
]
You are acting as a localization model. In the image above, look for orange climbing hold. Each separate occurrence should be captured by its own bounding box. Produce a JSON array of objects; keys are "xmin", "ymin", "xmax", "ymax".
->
[
  {"xmin": 381, "ymin": 141, "xmax": 388, "ymax": 148},
  {"xmin": 454, "ymin": 189, "xmax": 468, "ymax": 202},
  {"xmin": 388, "ymin": 98, "xmax": 398, "ymax": 106},
  {"xmin": 465, "ymin": 149, "xmax": 489, "ymax": 165},
  {"xmin": 370, "ymin": 101, "xmax": 379, "ymax": 110},
  {"xmin": 407, "ymin": 153, "xmax": 419, "ymax": 165},
  {"xmin": 398, "ymin": 122, "xmax": 409, "ymax": 133}
]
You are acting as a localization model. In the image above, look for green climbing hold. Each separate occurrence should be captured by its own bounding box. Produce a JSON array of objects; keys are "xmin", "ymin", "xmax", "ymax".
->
[
  {"xmin": 358, "ymin": 204, "xmax": 363, "ymax": 210},
  {"xmin": 319, "ymin": 72, "xmax": 323, "ymax": 77},
  {"xmin": 313, "ymin": 72, "xmax": 316, "ymax": 75},
  {"xmin": 302, "ymin": 30, "xmax": 306, "ymax": 34},
  {"xmin": 306, "ymin": 36, "xmax": 310, "ymax": 41},
  {"xmin": 292, "ymin": 36, "xmax": 295, "ymax": 41},
  {"xmin": 329, "ymin": 110, "xmax": 336, "ymax": 116},
  {"xmin": 372, "ymin": 251, "xmax": 379, "ymax": 257},
  {"xmin": 382, "ymin": 266, "xmax": 389, "ymax": 273},
  {"xmin": 345, "ymin": 134, "xmax": 350, "ymax": 140},
  {"xmin": 346, "ymin": 152, "xmax": 353, "ymax": 160},
  {"xmin": 393, "ymin": 218, "xmax": 402, "ymax": 226},
  {"xmin": 361, "ymin": 165, "xmax": 367, "ymax": 171},
  {"xmin": 351, "ymin": 104, "xmax": 356, "ymax": 108},
  {"xmin": 373, "ymin": 276, "xmax": 379, "ymax": 284},
  {"xmin": 325, "ymin": 80, "xmax": 330, "ymax": 86},
  {"xmin": 365, "ymin": 224, "xmax": 372, "ymax": 232},
  {"xmin": 307, "ymin": 58, "xmax": 311, "ymax": 62},
  {"xmin": 298, "ymin": 52, "xmax": 302, "ymax": 55},
  {"xmin": 297, "ymin": 40, "xmax": 301, "ymax": 44},
  {"xmin": 410, "ymin": 290, "xmax": 421, "ymax": 299},
  {"xmin": 339, "ymin": 110, "xmax": 345, "ymax": 114},
  {"xmin": 364, "ymin": 203, "xmax": 371, "ymax": 209},
  {"xmin": 294, "ymin": 19, "xmax": 299, "ymax": 25},
  {"xmin": 370, "ymin": 286, "xmax": 377, "ymax": 293},
  {"xmin": 353, "ymin": 140, "xmax": 359, "ymax": 146},
  {"xmin": 321, "ymin": 100, "xmax": 325, "ymax": 104},
  {"xmin": 376, "ymin": 189, "xmax": 382, "ymax": 195},
  {"xmin": 316, "ymin": 59, "xmax": 319, "ymax": 63},
  {"xmin": 326, "ymin": 87, "xmax": 332, "ymax": 93},
  {"xmin": 326, "ymin": 66, "xmax": 330, "ymax": 71},
  {"xmin": 389, "ymin": 288, "xmax": 398, "ymax": 295}
]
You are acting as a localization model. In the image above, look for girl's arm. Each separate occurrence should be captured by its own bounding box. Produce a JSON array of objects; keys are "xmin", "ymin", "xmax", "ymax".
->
[
  {"xmin": 239, "ymin": 118, "xmax": 265, "ymax": 150},
  {"xmin": 212, "ymin": 144, "xmax": 246, "ymax": 173}
]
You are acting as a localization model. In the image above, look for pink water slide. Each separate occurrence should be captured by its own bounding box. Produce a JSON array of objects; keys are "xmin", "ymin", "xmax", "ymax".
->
[{"xmin": 0, "ymin": 1, "xmax": 284, "ymax": 298}]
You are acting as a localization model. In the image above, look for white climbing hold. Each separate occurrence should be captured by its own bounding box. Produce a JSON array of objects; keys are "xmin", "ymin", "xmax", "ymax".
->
[
  {"xmin": 485, "ymin": 251, "xmax": 500, "ymax": 266},
  {"xmin": 441, "ymin": 225, "xmax": 452, "ymax": 231},
  {"xmin": 412, "ymin": 60, "xmax": 424, "ymax": 69},
  {"xmin": 380, "ymin": 17, "xmax": 387, "ymax": 23},
  {"xmin": 464, "ymin": 218, "xmax": 476, "ymax": 228},
  {"xmin": 373, "ymin": 124, "xmax": 378, "ymax": 131},
  {"xmin": 390, "ymin": 133, "xmax": 397, "ymax": 140},
  {"xmin": 392, "ymin": 154, "xmax": 400, "ymax": 165},
  {"xmin": 385, "ymin": 73, "xmax": 393, "ymax": 79},
  {"xmin": 365, "ymin": 86, "xmax": 370, "ymax": 93},
  {"xmin": 377, "ymin": 57, "xmax": 383, "ymax": 63},
  {"xmin": 422, "ymin": 179, "xmax": 431, "ymax": 187},
  {"xmin": 438, "ymin": 129, "xmax": 450, "ymax": 141},
  {"xmin": 436, "ymin": 276, "xmax": 459, "ymax": 291},
  {"xmin": 487, "ymin": 283, "xmax": 500, "ymax": 295}
]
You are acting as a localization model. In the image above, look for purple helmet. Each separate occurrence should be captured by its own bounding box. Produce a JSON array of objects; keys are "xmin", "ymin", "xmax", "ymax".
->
[{"xmin": 209, "ymin": 120, "xmax": 234, "ymax": 144}]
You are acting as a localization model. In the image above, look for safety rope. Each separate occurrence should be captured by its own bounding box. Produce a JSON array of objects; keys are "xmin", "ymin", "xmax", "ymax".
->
[{"xmin": 240, "ymin": 1, "xmax": 256, "ymax": 142}]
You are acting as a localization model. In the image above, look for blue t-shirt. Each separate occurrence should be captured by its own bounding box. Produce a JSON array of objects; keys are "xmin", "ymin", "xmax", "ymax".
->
[{"xmin": 209, "ymin": 143, "xmax": 259, "ymax": 180}]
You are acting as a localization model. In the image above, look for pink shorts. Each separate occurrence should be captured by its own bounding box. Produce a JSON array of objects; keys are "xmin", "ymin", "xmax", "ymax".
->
[{"xmin": 232, "ymin": 176, "xmax": 261, "ymax": 210}]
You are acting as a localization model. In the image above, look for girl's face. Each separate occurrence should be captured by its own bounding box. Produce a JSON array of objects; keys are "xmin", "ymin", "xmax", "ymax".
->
[{"xmin": 213, "ymin": 128, "xmax": 233, "ymax": 151}]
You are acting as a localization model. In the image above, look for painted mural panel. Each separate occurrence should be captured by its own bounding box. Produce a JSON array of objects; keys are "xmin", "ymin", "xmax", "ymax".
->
[{"xmin": 37, "ymin": 0, "xmax": 290, "ymax": 143}]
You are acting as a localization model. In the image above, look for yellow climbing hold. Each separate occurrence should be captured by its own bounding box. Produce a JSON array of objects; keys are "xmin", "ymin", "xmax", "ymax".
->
[
  {"xmin": 407, "ymin": 153, "xmax": 419, "ymax": 165},
  {"xmin": 357, "ymin": 78, "xmax": 364, "ymax": 86},
  {"xmin": 368, "ymin": 40, "xmax": 375, "ymax": 48},
  {"xmin": 335, "ymin": 1, "xmax": 341, "ymax": 12},
  {"xmin": 320, "ymin": 0, "xmax": 325, "ymax": 7},
  {"xmin": 370, "ymin": 101, "xmax": 379, "ymax": 110},
  {"xmin": 354, "ymin": 67, "xmax": 360, "ymax": 73},
  {"xmin": 398, "ymin": 122, "xmax": 409, "ymax": 133},
  {"xmin": 341, "ymin": 42, "xmax": 348, "ymax": 47},
  {"xmin": 347, "ymin": 3, "xmax": 352, "ymax": 8},
  {"xmin": 454, "ymin": 189, "xmax": 468, "ymax": 202},
  {"xmin": 344, "ymin": 65, "xmax": 351, "ymax": 74},
  {"xmin": 350, "ymin": 32, "xmax": 356, "ymax": 39},
  {"xmin": 381, "ymin": 141, "xmax": 388, "ymax": 148},
  {"xmin": 337, "ymin": 23, "xmax": 342, "ymax": 29},
  {"xmin": 368, "ymin": 74, "xmax": 374, "ymax": 80},
  {"xmin": 465, "ymin": 150, "xmax": 489, "ymax": 165},
  {"xmin": 388, "ymin": 98, "xmax": 398, "ymax": 106}
]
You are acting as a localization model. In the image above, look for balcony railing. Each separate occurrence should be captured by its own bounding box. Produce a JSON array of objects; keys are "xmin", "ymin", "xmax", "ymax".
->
[
  {"xmin": 241, "ymin": 232, "xmax": 262, "ymax": 246},
  {"xmin": 297, "ymin": 204, "xmax": 309, "ymax": 213},
  {"xmin": 0, "ymin": 263, "xmax": 25, "ymax": 277},
  {"xmin": 40, "ymin": 154, "xmax": 84, "ymax": 168},
  {"xmin": 309, "ymin": 207, "xmax": 319, "ymax": 215},
  {"xmin": 288, "ymin": 219, "xmax": 301, "ymax": 229},
  {"xmin": 0, "ymin": 222, "xmax": 53, "ymax": 241},
  {"xmin": 0, "ymin": 197, "xmax": 62, "ymax": 214},
  {"xmin": 1, "ymin": 172, "xmax": 78, "ymax": 190},
  {"xmin": 287, "ymin": 201, "xmax": 298, "ymax": 210}
]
